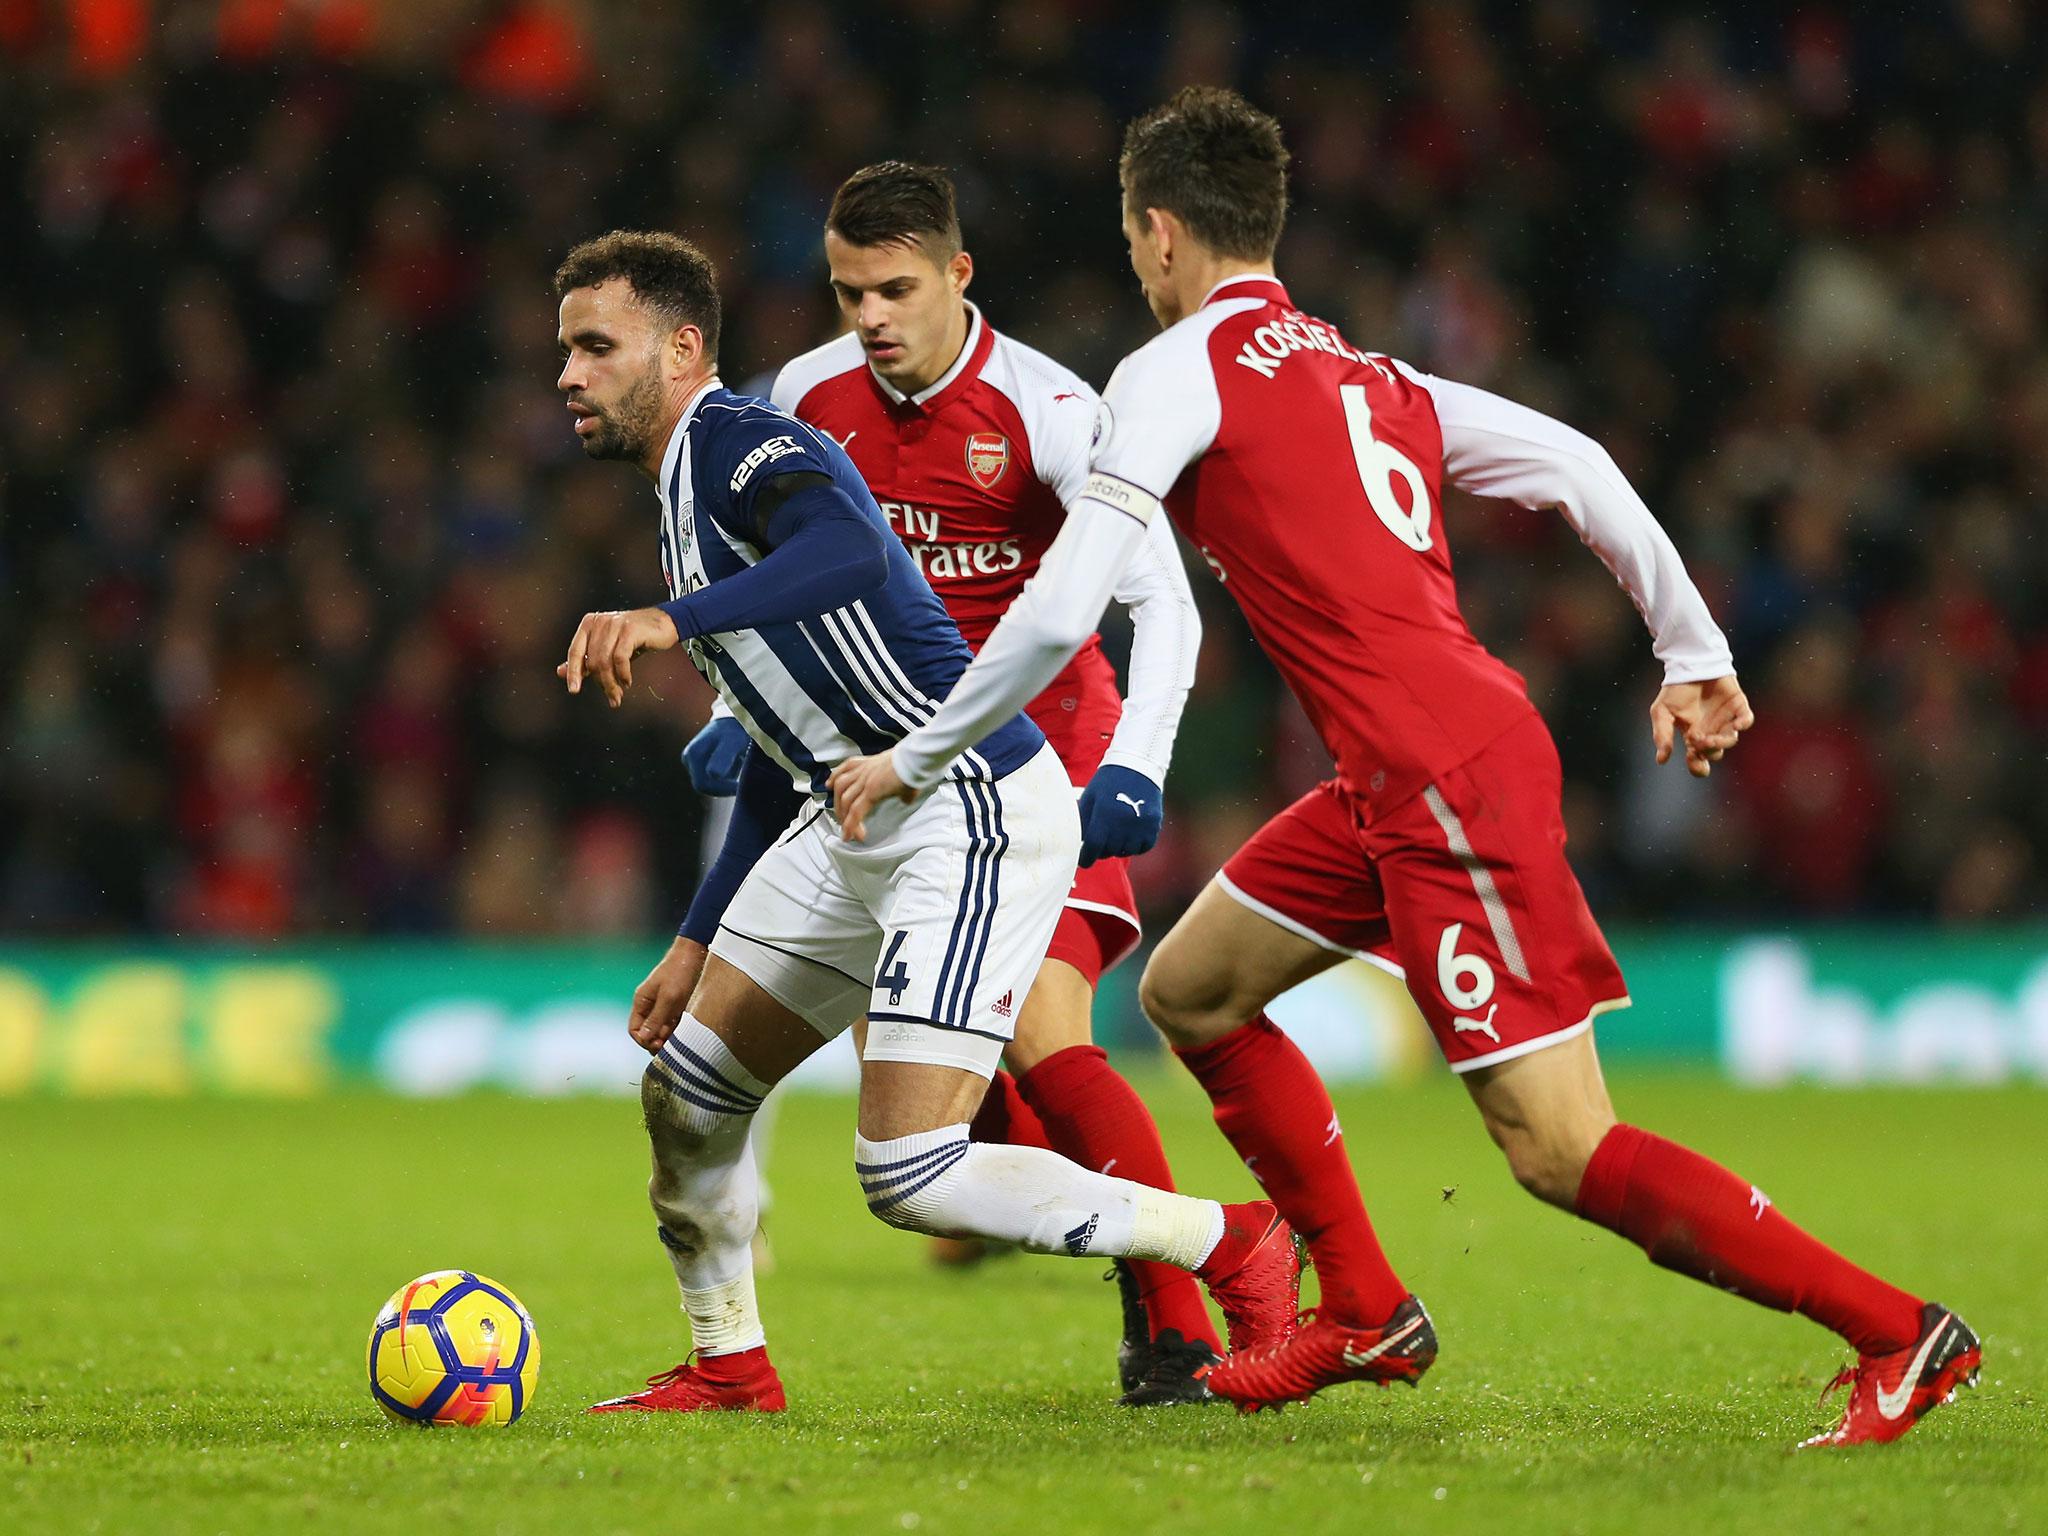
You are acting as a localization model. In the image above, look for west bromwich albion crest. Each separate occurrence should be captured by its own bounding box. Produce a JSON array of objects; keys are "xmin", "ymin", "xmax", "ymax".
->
[{"xmin": 965, "ymin": 432, "xmax": 1010, "ymax": 491}]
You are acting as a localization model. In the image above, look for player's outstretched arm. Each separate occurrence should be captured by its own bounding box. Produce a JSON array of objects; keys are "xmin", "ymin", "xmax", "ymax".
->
[
  {"xmin": 659, "ymin": 471, "xmax": 890, "ymax": 642},
  {"xmin": 1407, "ymin": 365, "xmax": 1752, "ymax": 771},
  {"xmin": 1079, "ymin": 514, "xmax": 1201, "ymax": 865},
  {"xmin": 828, "ymin": 486, "xmax": 1154, "ymax": 841}
]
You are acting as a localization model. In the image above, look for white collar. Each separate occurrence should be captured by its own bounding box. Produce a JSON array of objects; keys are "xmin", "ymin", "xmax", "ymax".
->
[
  {"xmin": 870, "ymin": 303, "xmax": 984, "ymax": 406},
  {"xmin": 656, "ymin": 375, "xmax": 725, "ymax": 493}
]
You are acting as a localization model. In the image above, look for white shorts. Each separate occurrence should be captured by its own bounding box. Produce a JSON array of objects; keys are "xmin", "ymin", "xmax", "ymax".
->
[{"xmin": 709, "ymin": 744, "xmax": 1080, "ymax": 1078}]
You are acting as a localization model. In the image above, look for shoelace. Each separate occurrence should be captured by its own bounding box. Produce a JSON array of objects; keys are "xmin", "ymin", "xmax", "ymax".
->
[
  {"xmin": 1816, "ymin": 1364, "xmax": 1858, "ymax": 1408},
  {"xmin": 644, "ymin": 1351, "xmax": 703, "ymax": 1389}
]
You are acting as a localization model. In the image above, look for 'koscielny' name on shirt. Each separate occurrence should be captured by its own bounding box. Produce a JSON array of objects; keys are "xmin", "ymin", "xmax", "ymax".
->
[
  {"xmin": 878, "ymin": 499, "xmax": 1024, "ymax": 579},
  {"xmin": 1232, "ymin": 312, "xmax": 1376, "ymax": 380}
]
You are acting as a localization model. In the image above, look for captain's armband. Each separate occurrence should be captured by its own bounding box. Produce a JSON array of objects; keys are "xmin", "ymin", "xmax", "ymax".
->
[{"xmin": 1080, "ymin": 473, "xmax": 1162, "ymax": 527}]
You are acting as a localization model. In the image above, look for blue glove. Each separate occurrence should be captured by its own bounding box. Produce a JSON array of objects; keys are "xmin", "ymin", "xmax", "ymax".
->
[
  {"xmin": 681, "ymin": 715, "xmax": 751, "ymax": 796},
  {"xmin": 1076, "ymin": 764, "xmax": 1164, "ymax": 868}
]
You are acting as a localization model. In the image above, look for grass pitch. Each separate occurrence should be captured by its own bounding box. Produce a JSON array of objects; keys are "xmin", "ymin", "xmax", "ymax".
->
[{"xmin": 2, "ymin": 1072, "xmax": 2041, "ymax": 1535}]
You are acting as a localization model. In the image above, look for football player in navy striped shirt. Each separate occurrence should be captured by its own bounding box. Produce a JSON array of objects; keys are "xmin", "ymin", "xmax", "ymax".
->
[{"xmin": 550, "ymin": 230, "xmax": 1299, "ymax": 1413}]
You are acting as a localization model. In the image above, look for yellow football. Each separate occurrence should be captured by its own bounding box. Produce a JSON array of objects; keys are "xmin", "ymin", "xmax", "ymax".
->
[{"xmin": 366, "ymin": 1270, "xmax": 539, "ymax": 1425}]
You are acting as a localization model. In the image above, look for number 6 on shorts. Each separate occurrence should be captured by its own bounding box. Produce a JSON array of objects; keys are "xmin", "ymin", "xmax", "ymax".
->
[{"xmin": 1437, "ymin": 922, "xmax": 1495, "ymax": 1012}]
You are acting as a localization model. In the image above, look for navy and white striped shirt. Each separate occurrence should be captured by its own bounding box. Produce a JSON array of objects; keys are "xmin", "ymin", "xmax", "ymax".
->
[{"xmin": 656, "ymin": 381, "xmax": 1044, "ymax": 797}]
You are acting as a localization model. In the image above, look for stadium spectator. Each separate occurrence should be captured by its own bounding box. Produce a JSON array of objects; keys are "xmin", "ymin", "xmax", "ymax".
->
[{"xmin": 2, "ymin": 2, "xmax": 2042, "ymax": 936}]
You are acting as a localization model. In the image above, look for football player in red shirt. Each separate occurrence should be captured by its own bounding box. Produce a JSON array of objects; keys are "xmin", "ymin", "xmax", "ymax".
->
[
  {"xmin": 685, "ymin": 163, "xmax": 1224, "ymax": 1404},
  {"xmin": 830, "ymin": 90, "xmax": 1978, "ymax": 1447}
]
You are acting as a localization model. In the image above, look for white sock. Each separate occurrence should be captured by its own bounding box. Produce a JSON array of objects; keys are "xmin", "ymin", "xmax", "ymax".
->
[
  {"xmin": 644, "ymin": 1016, "xmax": 770, "ymax": 1354},
  {"xmin": 679, "ymin": 1272, "xmax": 766, "ymax": 1356},
  {"xmin": 855, "ymin": 1124, "xmax": 1226, "ymax": 1269}
]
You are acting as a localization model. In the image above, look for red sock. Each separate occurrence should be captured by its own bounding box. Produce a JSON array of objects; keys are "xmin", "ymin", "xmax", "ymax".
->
[
  {"xmin": 1575, "ymin": 1124, "xmax": 1923, "ymax": 1355},
  {"xmin": 968, "ymin": 1070, "xmax": 1051, "ymax": 1149},
  {"xmin": 696, "ymin": 1344, "xmax": 773, "ymax": 1377},
  {"xmin": 1175, "ymin": 1017, "xmax": 1408, "ymax": 1326},
  {"xmin": 1017, "ymin": 1045, "xmax": 1222, "ymax": 1352}
]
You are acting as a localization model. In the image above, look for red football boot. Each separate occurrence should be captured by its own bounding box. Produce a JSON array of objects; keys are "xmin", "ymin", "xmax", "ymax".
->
[
  {"xmin": 1195, "ymin": 1200, "xmax": 1302, "ymax": 1358},
  {"xmin": 588, "ymin": 1348, "xmax": 787, "ymax": 1414},
  {"xmin": 1798, "ymin": 1303, "xmax": 1980, "ymax": 1449},
  {"xmin": 1201, "ymin": 1296, "xmax": 1437, "ymax": 1413}
]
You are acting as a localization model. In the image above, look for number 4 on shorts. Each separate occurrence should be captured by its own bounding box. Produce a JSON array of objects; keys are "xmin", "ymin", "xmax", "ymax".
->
[{"xmin": 877, "ymin": 931, "xmax": 911, "ymax": 1007}]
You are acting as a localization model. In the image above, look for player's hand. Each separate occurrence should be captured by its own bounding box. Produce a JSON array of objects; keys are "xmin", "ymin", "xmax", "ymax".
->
[
  {"xmin": 826, "ymin": 750, "xmax": 916, "ymax": 843},
  {"xmin": 1651, "ymin": 675, "xmax": 1755, "ymax": 779},
  {"xmin": 682, "ymin": 715, "xmax": 750, "ymax": 796},
  {"xmin": 1077, "ymin": 764, "xmax": 1163, "ymax": 868},
  {"xmin": 558, "ymin": 606, "xmax": 679, "ymax": 708},
  {"xmin": 628, "ymin": 937, "xmax": 707, "ymax": 1053}
]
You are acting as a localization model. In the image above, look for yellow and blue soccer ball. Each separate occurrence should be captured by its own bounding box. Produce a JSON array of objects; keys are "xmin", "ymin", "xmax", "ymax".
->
[{"xmin": 366, "ymin": 1270, "xmax": 539, "ymax": 1426}]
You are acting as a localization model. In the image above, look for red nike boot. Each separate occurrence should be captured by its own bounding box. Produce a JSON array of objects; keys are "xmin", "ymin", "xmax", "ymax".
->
[
  {"xmin": 588, "ymin": 1347, "xmax": 787, "ymax": 1413},
  {"xmin": 1201, "ymin": 1296, "xmax": 1437, "ymax": 1413},
  {"xmin": 1799, "ymin": 1302, "xmax": 1980, "ymax": 1448},
  {"xmin": 1194, "ymin": 1200, "xmax": 1302, "ymax": 1358}
]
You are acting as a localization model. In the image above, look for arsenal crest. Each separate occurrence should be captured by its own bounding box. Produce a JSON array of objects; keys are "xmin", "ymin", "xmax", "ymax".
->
[{"xmin": 965, "ymin": 432, "xmax": 1010, "ymax": 491}]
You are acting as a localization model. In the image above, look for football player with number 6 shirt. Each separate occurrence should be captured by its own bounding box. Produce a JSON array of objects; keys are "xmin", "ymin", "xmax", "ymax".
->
[
  {"xmin": 828, "ymin": 90, "xmax": 1978, "ymax": 1447},
  {"xmin": 683, "ymin": 161, "xmax": 1224, "ymax": 1404}
]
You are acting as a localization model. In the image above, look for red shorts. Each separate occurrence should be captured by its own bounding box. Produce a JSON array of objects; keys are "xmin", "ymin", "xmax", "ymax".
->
[
  {"xmin": 1027, "ymin": 645, "xmax": 1140, "ymax": 986},
  {"xmin": 1217, "ymin": 716, "xmax": 1629, "ymax": 1072}
]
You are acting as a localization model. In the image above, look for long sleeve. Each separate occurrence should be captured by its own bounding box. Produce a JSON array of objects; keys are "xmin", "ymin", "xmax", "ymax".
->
[
  {"xmin": 659, "ymin": 474, "xmax": 889, "ymax": 642},
  {"xmin": 1101, "ymin": 511, "xmax": 1200, "ymax": 784},
  {"xmin": 890, "ymin": 488, "xmax": 1154, "ymax": 790},
  {"xmin": 887, "ymin": 321, "xmax": 1216, "ymax": 792},
  {"xmin": 678, "ymin": 745, "xmax": 805, "ymax": 943},
  {"xmin": 1405, "ymin": 366, "xmax": 1735, "ymax": 684}
]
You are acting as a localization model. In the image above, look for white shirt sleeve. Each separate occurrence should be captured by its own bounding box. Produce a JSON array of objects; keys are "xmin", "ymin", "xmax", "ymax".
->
[
  {"xmin": 887, "ymin": 328, "xmax": 1220, "ymax": 791},
  {"xmin": 1101, "ymin": 511, "xmax": 1199, "ymax": 785},
  {"xmin": 995, "ymin": 342, "xmax": 1201, "ymax": 787},
  {"xmin": 890, "ymin": 494, "xmax": 1155, "ymax": 790},
  {"xmin": 1089, "ymin": 328, "xmax": 1224, "ymax": 499},
  {"xmin": 1403, "ymin": 365, "xmax": 1735, "ymax": 685}
]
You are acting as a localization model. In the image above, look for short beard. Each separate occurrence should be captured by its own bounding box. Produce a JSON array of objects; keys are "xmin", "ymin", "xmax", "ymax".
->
[{"xmin": 579, "ymin": 366, "xmax": 666, "ymax": 463}]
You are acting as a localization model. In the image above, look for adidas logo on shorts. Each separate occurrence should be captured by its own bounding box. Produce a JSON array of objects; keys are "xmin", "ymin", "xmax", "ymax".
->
[{"xmin": 991, "ymin": 990, "xmax": 1014, "ymax": 1018}]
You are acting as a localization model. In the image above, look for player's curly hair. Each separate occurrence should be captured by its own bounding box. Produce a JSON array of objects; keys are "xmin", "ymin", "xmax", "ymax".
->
[
  {"xmin": 827, "ymin": 162, "xmax": 963, "ymax": 259},
  {"xmin": 553, "ymin": 230, "xmax": 722, "ymax": 362},
  {"xmin": 1119, "ymin": 86, "xmax": 1290, "ymax": 261}
]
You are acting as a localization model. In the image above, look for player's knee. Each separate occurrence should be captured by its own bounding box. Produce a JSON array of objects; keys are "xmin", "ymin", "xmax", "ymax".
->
[
  {"xmin": 864, "ymin": 1196, "xmax": 927, "ymax": 1235},
  {"xmin": 641, "ymin": 1060, "xmax": 749, "ymax": 1158},
  {"xmin": 1137, "ymin": 951, "xmax": 1232, "ymax": 1047},
  {"xmin": 1495, "ymin": 1124, "xmax": 1597, "ymax": 1209},
  {"xmin": 855, "ymin": 1128, "xmax": 971, "ymax": 1235},
  {"xmin": 641, "ymin": 1062, "xmax": 702, "ymax": 1141}
]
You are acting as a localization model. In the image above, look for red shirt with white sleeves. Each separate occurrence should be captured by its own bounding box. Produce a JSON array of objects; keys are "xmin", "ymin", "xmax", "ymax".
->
[
  {"xmin": 771, "ymin": 303, "xmax": 1196, "ymax": 792},
  {"xmin": 891, "ymin": 274, "xmax": 1733, "ymax": 820}
]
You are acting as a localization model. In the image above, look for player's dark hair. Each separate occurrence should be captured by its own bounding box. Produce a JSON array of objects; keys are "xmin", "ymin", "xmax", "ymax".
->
[
  {"xmin": 826, "ymin": 162, "xmax": 963, "ymax": 259},
  {"xmin": 1119, "ymin": 86, "xmax": 1290, "ymax": 261},
  {"xmin": 553, "ymin": 230, "xmax": 722, "ymax": 362}
]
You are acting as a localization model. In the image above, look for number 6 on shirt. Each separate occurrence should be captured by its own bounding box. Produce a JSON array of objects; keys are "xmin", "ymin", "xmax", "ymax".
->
[{"xmin": 1341, "ymin": 383, "xmax": 1434, "ymax": 552}]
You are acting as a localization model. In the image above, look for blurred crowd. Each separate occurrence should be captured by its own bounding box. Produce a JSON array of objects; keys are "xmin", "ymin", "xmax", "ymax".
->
[{"xmin": 3, "ymin": 0, "xmax": 2044, "ymax": 940}]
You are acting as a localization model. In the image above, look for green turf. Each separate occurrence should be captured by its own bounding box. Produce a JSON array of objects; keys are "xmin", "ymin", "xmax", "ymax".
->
[{"xmin": 1, "ymin": 1073, "xmax": 2040, "ymax": 1535}]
